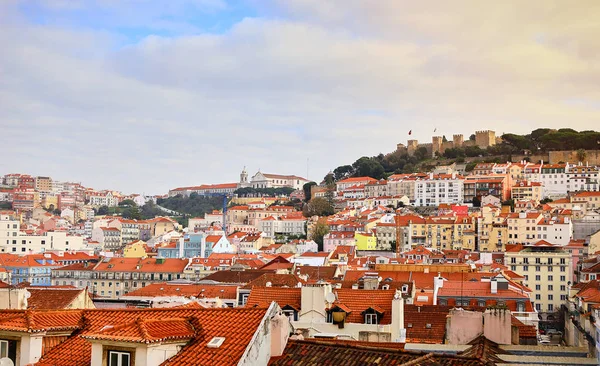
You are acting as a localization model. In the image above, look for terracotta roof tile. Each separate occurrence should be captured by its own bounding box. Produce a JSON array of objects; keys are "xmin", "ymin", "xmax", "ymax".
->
[
  {"xmin": 27, "ymin": 288, "xmax": 87, "ymax": 310},
  {"xmin": 82, "ymin": 317, "xmax": 195, "ymax": 344},
  {"xmin": 32, "ymin": 307, "xmax": 270, "ymax": 366},
  {"xmin": 246, "ymin": 287, "xmax": 301, "ymax": 310}
]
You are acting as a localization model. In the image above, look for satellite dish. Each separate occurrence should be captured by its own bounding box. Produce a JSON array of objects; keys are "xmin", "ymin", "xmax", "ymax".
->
[
  {"xmin": 325, "ymin": 292, "xmax": 336, "ymax": 303},
  {"xmin": 24, "ymin": 291, "xmax": 31, "ymax": 299},
  {"xmin": 0, "ymin": 357, "xmax": 15, "ymax": 366}
]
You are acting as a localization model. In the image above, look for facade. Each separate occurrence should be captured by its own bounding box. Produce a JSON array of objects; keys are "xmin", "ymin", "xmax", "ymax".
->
[
  {"xmin": 414, "ymin": 174, "xmax": 463, "ymax": 207},
  {"xmin": 52, "ymin": 257, "xmax": 190, "ymax": 298},
  {"xmin": 34, "ymin": 176, "xmax": 52, "ymax": 193},
  {"xmin": 250, "ymin": 172, "xmax": 309, "ymax": 190},
  {"xmin": 504, "ymin": 242, "xmax": 572, "ymax": 314},
  {"xmin": 91, "ymin": 227, "xmax": 122, "ymax": 250},
  {"xmin": 511, "ymin": 181, "xmax": 543, "ymax": 202}
]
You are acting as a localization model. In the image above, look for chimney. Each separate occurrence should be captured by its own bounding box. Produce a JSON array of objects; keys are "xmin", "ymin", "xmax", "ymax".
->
[
  {"xmin": 490, "ymin": 278, "xmax": 497, "ymax": 294},
  {"xmin": 433, "ymin": 273, "xmax": 444, "ymax": 305},
  {"xmin": 391, "ymin": 291, "xmax": 406, "ymax": 342}
]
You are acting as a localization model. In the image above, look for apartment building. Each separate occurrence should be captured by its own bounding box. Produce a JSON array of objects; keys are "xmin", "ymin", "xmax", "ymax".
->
[
  {"xmin": 505, "ymin": 242, "xmax": 572, "ymax": 314},
  {"xmin": 364, "ymin": 179, "xmax": 388, "ymax": 198},
  {"xmin": 414, "ymin": 173, "xmax": 463, "ymax": 207},
  {"xmin": 91, "ymin": 227, "xmax": 121, "ymax": 250},
  {"xmin": 511, "ymin": 181, "xmax": 543, "ymax": 202},
  {"xmin": 52, "ymin": 257, "xmax": 190, "ymax": 299}
]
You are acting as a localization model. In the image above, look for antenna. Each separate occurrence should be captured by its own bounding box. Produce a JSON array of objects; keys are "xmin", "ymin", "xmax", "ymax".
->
[{"xmin": 307, "ymin": 158, "xmax": 309, "ymax": 181}]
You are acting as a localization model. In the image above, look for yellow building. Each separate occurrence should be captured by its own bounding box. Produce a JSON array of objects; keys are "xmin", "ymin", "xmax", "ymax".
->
[
  {"xmin": 41, "ymin": 195, "xmax": 58, "ymax": 210},
  {"xmin": 355, "ymin": 232, "xmax": 377, "ymax": 251},
  {"xmin": 123, "ymin": 240, "xmax": 149, "ymax": 258},
  {"xmin": 477, "ymin": 207, "xmax": 509, "ymax": 252},
  {"xmin": 505, "ymin": 243, "xmax": 571, "ymax": 314},
  {"xmin": 511, "ymin": 181, "xmax": 543, "ymax": 202},
  {"xmin": 506, "ymin": 212, "xmax": 543, "ymax": 245}
]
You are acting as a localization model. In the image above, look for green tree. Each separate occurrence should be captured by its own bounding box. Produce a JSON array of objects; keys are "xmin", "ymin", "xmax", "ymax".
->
[
  {"xmin": 576, "ymin": 149, "xmax": 587, "ymax": 163},
  {"xmin": 352, "ymin": 157, "xmax": 385, "ymax": 179},
  {"xmin": 303, "ymin": 182, "xmax": 317, "ymax": 202},
  {"xmin": 303, "ymin": 197, "xmax": 334, "ymax": 217},
  {"xmin": 97, "ymin": 205, "xmax": 110, "ymax": 215},
  {"xmin": 413, "ymin": 147, "xmax": 429, "ymax": 161},
  {"xmin": 119, "ymin": 199, "xmax": 136, "ymax": 207},
  {"xmin": 52, "ymin": 209, "xmax": 62, "ymax": 216},
  {"xmin": 311, "ymin": 219, "xmax": 330, "ymax": 251},
  {"xmin": 469, "ymin": 134, "xmax": 476, "ymax": 141},
  {"xmin": 472, "ymin": 197, "xmax": 481, "ymax": 207},
  {"xmin": 465, "ymin": 162, "xmax": 478, "ymax": 172},
  {"xmin": 122, "ymin": 206, "xmax": 142, "ymax": 220},
  {"xmin": 333, "ymin": 165, "xmax": 354, "ymax": 181}
]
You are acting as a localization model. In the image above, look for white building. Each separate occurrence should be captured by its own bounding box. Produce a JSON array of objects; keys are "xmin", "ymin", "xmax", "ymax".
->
[
  {"xmin": 414, "ymin": 173, "xmax": 464, "ymax": 207},
  {"xmin": 88, "ymin": 191, "xmax": 119, "ymax": 207},
  {"xmin": 251, "ymin": 172, "xmax": 310, "ymax": 190},
  {"xmin": 535, "ymin": 216, "xmax": 573, "ymax": 247},
  {"xmin": 259, "ymin": 215, "xmax": 307, "ymax": 238},
  {"xmin": 540, "ymin": 164, "xmax": 569, "ymax": 198}
]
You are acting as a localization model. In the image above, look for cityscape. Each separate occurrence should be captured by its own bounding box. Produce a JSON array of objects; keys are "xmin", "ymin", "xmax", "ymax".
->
[{"xmin": 2, "ymin": 1, "xmax": 600, "ymax": 366}]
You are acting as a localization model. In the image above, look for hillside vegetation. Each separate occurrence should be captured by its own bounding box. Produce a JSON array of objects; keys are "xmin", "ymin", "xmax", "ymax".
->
[{"xmin": 332, "ymin": 128, "xmax": 600, "ymax": 180}]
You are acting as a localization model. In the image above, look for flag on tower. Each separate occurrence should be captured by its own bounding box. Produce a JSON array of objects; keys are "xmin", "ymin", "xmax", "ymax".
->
[
  {"xmin": 408, "ymin": 130, "xmax": 412, "ymax": 135},
  {"xmin": 434, "ymin": 128, "xmax": 437, "ymax": 132}
]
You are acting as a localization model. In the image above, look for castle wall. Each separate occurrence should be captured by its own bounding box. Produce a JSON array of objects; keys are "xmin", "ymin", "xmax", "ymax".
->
[{"xmin": 549, "ymin": 150, "xmax": 600, "ymax": 165}]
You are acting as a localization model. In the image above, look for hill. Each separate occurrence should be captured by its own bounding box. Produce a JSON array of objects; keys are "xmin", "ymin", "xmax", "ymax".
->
[{"xmin": 331, "ymin": 128, "xmax": 600, "ymax": 181}]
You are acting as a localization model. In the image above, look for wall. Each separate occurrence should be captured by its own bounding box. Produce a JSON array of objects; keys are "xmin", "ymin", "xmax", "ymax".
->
[
  {"xmin": 238, "ymin": 302, "xmax": 286, "ymax": 366},
  {"xmin": 446, "ymin": 309, "xmax": 483, "ymax": 344},
  {"xmin": 549, "ymin": 150, "xmax": 600, "ymax": 165},
  {"xmin": 0, "ymin": 288, "xmax": 26, "ymax": 309},
  {"xmin": 483, "ymin": 309, "xmax": 512, "ymax": 345}
]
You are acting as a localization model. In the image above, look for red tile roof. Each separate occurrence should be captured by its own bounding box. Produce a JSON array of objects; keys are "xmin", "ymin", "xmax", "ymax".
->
[
  {"xmin": 28, "ymin": 307, "xmax": 270, "ymax": 366},
  {"xmin": 269, "ymin": 339, "xmax": 487, "ymax": 366},
  {"xmin": 330, "ymin": 289, "xmax": 396, "ymax": 324},
  {"xmin": 82, "ymin": 317, "xmax": 195, "ymax": 344},
  {"xmin": 246, "ymin": 287, "xmax": 301, "ymax": 310},
  {"xmin": 27, "ymin": 288, "xmax": 87, "ymax": 310},
  {"xmin": 123, "ymin": 283, "xmax": 238, "ymax": 299}
]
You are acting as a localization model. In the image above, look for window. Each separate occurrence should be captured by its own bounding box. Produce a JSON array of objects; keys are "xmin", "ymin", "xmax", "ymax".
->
[
  {"xmin": 535, "ymin": 294, "xmax": 541, "ymax": 300},
  {"xmin": 548, "ymin": 294, "xmax": 553, "ymax": 300},
  {"xmin": 535, "ymin": 275, "xmax": 540, "ymax": 281},
  {"xmin": 560, "ymin": 285, "xmax": 566, "ymax": 291},
  {"xmin": 108, "ymin": 351, "xmax": 130, "ymax": 366},
  {"xmin": 365, "ymin": 313, "xmax": 378, "ymax": 324},
  {"xmin": 535, "ymin": 266, "xmax": 540, "ymax": 272},
  {"xmin": 0, "ymin": 340, "xmax": 8, "ymax": 358},
  {"xmin": 548, "ymin": 285, "xmax": 553, "ymax": 291},
  {"xmin": 560, "ymin": 276, "xmax": 566, "ymax": 282},
  {"xmin": 560, "ymin": 266, "xmax": 565, "ymax": 272},
  {"xmin": 548, "ymin": 304, "xmax": 554, "ymax": 311},
  {"xmin": 535, "ymin": 285, "xmax": 540, "ymax": 290},
  {"xmin": 523, "ymin": 266, "xmax": 528, "ymax": 271},
  {"xmin": 548, "ymin": 275, "xmax": 553, "ymax": 281}
]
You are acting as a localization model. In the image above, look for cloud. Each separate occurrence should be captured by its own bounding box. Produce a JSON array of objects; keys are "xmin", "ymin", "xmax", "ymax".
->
[{"xmin": 1, "ymin": 1, "xmax": 599, "ymax": 194}]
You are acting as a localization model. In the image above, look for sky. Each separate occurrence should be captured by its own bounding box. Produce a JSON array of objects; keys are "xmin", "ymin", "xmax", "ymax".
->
[{"xmin": 1, "ymin": 0, "xmax": 599, "ymax": 195}]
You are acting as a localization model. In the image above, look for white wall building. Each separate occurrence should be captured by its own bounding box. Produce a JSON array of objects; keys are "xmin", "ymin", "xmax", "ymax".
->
[
  {"xmin": 251, "ymin": 172, "xmax": 309, "ymax": 190},
  {"xmin": 414, "ymin": 173, "xmax": 464, "ymax": 207}
]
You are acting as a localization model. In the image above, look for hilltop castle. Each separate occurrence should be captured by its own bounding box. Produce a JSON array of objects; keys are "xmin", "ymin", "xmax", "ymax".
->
[{"xmin": 397, "ymin": 130, "xmax": 500, "ymax": 157}]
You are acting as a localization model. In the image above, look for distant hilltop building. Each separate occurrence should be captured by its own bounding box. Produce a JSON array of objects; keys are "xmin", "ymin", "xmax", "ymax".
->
[
  {"xmin": 168, "ymin": 168, "xmax": 309, "ymax": 197},
  {"xmin": 397, "ymin": 130, "xmax": 500, "ymax": 157}
]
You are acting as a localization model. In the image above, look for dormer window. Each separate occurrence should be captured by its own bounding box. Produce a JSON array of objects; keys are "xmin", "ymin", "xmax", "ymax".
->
[
  {"xmin": 108, "ymin": 350, "xmax": 131, "ymax": 366},
  {"xmin": 365, "ymin": 313, "xmax": 378, "ymax": 324}
]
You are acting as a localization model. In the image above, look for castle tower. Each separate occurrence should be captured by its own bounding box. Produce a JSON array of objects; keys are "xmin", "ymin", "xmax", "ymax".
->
[
  {"xmin": 240, "ymin": 167, "xmax": 248, "ymax": 184},
  {"xmin": 475, "ymin": 130, "xmax": 496, "ymax": 148},
  {"xmin": 407, "ymin": 140, "xmax": 419, "ymax": 155},
  {"xmin": 453, "ymin": 134, "xmax": 464, "ymax": 148},
  {"xmin": 432, "ymin": 136, "xmax": 443, "ymax": 156}
]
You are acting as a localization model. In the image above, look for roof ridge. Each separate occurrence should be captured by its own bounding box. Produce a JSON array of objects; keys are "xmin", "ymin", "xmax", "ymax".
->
[{"xmin": 137, "ymin": 317, "xmax": 151, "ymax": 340}]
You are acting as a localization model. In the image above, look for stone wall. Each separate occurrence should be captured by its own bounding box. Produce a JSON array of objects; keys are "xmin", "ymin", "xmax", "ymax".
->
[{"xmin": 549, "ymin": 150, "xmax": 600, "ymax": 165}]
